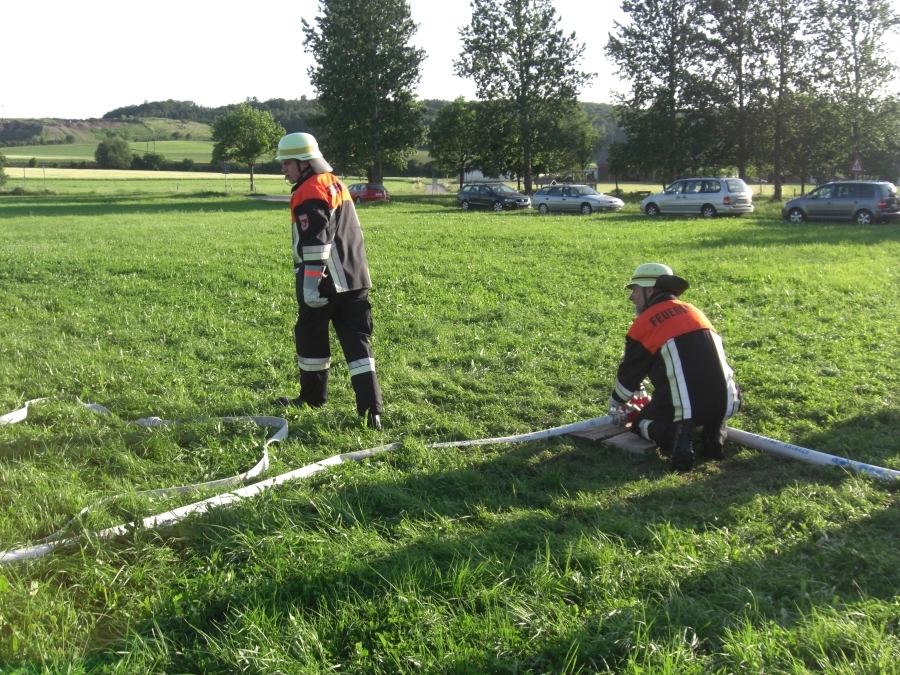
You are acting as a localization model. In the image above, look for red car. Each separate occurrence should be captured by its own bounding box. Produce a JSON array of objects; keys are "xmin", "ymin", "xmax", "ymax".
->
[{"xmin": 347, "ymin": 183, "xmax": 390, "ymax": 204}]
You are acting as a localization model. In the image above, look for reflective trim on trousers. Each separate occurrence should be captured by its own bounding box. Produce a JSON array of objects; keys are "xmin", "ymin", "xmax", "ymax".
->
[
  {"xmin": 348, "ymin": 357, "xmax": 375, "ymax": 377},
  {"xmin": 302, "ymin": 244, "xmax": 332, "ymax": 261},
  {"xmin": 637, "ymin": 419, "xmax": 654, "ymax": 442},
  {"xmin": 298, "ymin": 355, "xmax": 331, "ymax": 371}
]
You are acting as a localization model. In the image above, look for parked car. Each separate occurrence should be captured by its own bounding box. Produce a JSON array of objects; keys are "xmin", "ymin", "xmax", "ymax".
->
[
  {"xmin": 641, "ymin": 177, "xmax": 754, "ymax": 217},
  {"xmin": 347, "ymin": 183, "xmax": 389, "ymax": 204},
  {"xmin": 457, "ymin": 183, "xmax": 531, "ymax": 211},
  {"xmin": 782, "ymin": 180, "xmax": 900, "ymax": 224},
  {"xmin": 532, "ymin": 184, "xmax": 624, "ymax": 215}
]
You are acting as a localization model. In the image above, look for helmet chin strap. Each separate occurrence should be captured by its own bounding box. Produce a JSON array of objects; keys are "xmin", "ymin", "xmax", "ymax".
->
[{"xmin": 641, "ymin": 286, "xmax": 652, "ymax": 311}]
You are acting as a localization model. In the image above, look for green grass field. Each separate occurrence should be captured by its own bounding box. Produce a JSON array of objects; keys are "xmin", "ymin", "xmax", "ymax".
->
[{"xmin": 1, "ymin": 183, "xmax": 899, "ymax": 672}]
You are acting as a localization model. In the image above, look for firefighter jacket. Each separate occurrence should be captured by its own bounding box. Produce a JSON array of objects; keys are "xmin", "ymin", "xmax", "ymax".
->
[
  {"xmin": 290, "ymin": 172, "xmax": 372, "ymax": 295},
  {"xmin": 611, "ymin": 292, "xmax": 740, "ymax": 423}
]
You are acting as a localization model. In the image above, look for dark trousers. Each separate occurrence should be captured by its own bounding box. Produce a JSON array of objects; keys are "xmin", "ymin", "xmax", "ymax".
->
[
  {"xmin": 630, "ymin": 395, "xmax": 729, "ymax": 454},
  {"xmin": 294, "ymin": 285, "xmax": 383, "ymax": 416}
]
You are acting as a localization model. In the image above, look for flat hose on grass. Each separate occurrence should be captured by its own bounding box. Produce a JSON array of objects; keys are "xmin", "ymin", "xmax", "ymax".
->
[
  {"xmin": 3, "ymin": 399, "xmax": 898, "ymax": 565},
  {"xmin": 0, "ymin": 401, "xmax": 620, "ymax": 564}
]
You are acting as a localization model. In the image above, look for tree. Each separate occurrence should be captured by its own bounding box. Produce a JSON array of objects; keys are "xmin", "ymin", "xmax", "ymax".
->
[
  {"xmin": 0, "ymin": 150, "xmax": 8, "ymax": 187},
  {"xmin": 606, "ymin": 0, "xmax": 713, "ymax": 182},
  {"xmin": 472, "ymin": 101, "xmax": 524, "ymax": 187},
  {"xmin": 211, "ymin": 103, "xmax": 284, "ymax": 192},
  {"xmin": 782, "ymin": 93, "xmax": 845, "ymax": 191},
  {"xmin": 428, "ymin": 98, "xmax": 479, "ymax": 189},
  {"xmin": 455, "ymin": 0, "xmax": 592, "ymax": 194},
  {"xmin": 704, "ymin": 0, "xmax": 766, "ymax": 180},
  {"xmin": 534, "ymin": 102, "xmax": 602, "ymax": 178},
  {"xmin": 94, "ymin": 135, "xmax": 132, "ymax": 170},
  {"xmin": 813, "ymin": 0, "xmax": 900, "ymax": 173},
  {"xmin": 303, "ymin": 0, "xmax": 426, "ymax": 183},
  {"xmin": 755, "ymin": 0, "xmax": 814, "ymax": 200}
]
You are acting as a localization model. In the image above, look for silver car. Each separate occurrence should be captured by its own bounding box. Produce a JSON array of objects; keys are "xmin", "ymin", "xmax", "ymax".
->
[
  {"xmin": 641, "ymin": 177, "xmax": 754, "ymax": 218},
  {"xmin": 781, "ymin": 181, "xmax": 899, "ymax": 224},
  {"xmin": 532, "ymin": 184, "xmax": 625, "ymax": 215}
]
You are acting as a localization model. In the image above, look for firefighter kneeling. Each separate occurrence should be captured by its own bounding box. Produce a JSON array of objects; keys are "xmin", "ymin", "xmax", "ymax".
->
[
  {"xmin": 275, "ymin": 132, "xmax": 384, "ymax": 430},
  {"xmin": 608, "ymin": 263, "xmax": 741, "ymax": 471}
]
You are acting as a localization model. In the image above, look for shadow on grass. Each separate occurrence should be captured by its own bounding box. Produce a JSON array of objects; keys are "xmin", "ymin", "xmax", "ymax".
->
[{"xmin": 54, "ymin": 408, "xmax": 900, "ymax": 671}]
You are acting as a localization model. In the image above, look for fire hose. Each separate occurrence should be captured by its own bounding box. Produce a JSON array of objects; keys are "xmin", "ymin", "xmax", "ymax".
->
[{"xmin": 1, "ymin": 396, "xmax": 898, "ymax": 565}]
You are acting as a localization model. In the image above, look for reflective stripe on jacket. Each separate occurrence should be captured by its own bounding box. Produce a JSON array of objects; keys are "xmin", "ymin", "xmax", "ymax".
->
[
  {"xmin": 612, "ymin": 295, "xmax": 740, "ymax": 423},
  {"xmin": 290, "ymin": 172, "xmax": 372, "ymax": 294}
]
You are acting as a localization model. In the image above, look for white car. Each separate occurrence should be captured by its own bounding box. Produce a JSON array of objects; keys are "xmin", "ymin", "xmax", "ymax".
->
[
  {"xmin": 641, "ymin": 177, "xmax": 754, "ymax": 218},
  {"xmin": 532, "ymin": 185, "xmax": 624, "ymax": 215}
]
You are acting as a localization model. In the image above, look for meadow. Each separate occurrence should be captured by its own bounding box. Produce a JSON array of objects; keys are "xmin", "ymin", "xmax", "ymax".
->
[{"xmin": 1, "ymin": 179, "xmax": 899, "ymax": 673}]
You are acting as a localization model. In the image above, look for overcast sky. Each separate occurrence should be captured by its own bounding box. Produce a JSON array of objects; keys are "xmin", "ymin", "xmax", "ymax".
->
[{"xmin": 2, "ymin": 0, "xmax": 898, "ymax": 120}]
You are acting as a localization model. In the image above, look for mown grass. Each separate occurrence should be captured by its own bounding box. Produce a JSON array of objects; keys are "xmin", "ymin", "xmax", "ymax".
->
[{"xmin": 1, "ymin": 187, "xmax": 899, "ymax": 673}]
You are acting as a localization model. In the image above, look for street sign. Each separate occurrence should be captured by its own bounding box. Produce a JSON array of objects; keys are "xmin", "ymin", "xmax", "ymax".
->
[{"xmin": 850, "ymin": 156, "xmax": 865, "ymax": 173}]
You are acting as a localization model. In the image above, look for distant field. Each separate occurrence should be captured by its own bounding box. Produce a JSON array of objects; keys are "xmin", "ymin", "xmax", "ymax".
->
[{"xmin": 0, "ymin": 140, "xmax": 217, "ymax": 163}]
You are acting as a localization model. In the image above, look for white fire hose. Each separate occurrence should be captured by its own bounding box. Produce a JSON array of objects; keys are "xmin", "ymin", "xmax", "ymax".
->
[
  {"xmin": 2, "ymin": 398, "xmax": 898, "ymax": 565},
  {"xmin": 725, "ymin": 426, "xmax": 900, "ymax": 481},
  {"xmin": 0, "ymin": 400, "xmax": 621, "ymax": 564}
]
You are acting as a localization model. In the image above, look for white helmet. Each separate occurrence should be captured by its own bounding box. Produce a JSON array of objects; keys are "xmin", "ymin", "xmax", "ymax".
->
[
  {"xmin": 275, "ymin": 132, "xmax": 333, "ymax": 173},
  {"xmin": 627, "ymin": 263, "xmax": 689, "ymax": 295}
]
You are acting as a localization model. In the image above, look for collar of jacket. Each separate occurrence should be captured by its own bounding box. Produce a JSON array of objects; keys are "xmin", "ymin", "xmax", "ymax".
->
[
  {"xmin": 646, "ymin": 291, "xmax": 678, "ymax": 309},
  {"xmin": 290, "ymin": 164, "xmax": 317, "ymax": 193}
]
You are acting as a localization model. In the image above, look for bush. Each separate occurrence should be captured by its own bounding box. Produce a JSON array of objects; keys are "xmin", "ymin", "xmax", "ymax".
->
[
  {"xmin": 95, "ymin": 136, "xmax": 132, "ymax": 169},
  {"xmin": 179, "ymin": 158, "xmax": 195, "ymax": 171},
  {"xmin": 28, "ymin": 157, "xmax": 38, "ymax": 167}
]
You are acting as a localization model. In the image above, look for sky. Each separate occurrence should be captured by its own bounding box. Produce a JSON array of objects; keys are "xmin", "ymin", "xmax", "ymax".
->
[
  {"xmin": 2, "ymin": 0, "xmax": 899, "ymax": 121},
  {"xmin": 1, "ymin": 0, "xmax": 628, "ymax": 120}
]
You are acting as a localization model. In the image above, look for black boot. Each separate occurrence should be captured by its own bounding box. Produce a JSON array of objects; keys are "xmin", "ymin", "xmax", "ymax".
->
[
  {"xmin": 700, "ymin": 421, "xmax": 727, "ymax": 460},
  {"xmin": 276, "ymin": 395, "xmax": 306, "ymax": 407},
  {"xmin": 670, "ymin": 420, "xmax": 696, "ymax": 472}
]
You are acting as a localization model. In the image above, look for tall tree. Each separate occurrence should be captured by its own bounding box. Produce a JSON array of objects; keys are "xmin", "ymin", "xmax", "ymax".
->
[
  {"xmin": 455, "ymin": 0, "xmax": 592, "ymax": 194},
  {"xmin": 303, "ymin": 0, "xmax": 426, "ymax": 183},
  {"xmin": 704, "ymin": 0, "xmax": 765, "ymax": 180},
  {"xmin": 813, "ymin": 0, "xmax": 900, "ymax": 172},
  {"xmin": 211, "ymin": 103, "xmax": 284, "ymax": 193},
  {"xmin": 428, "ymin": 98, "xmax": 479, "ymax": 190},
  {"xmin": 755, "ymin": 0, "xmax": 813, "ymax": 200},
  {"xmin": 606, "ymin": 0, "xmax": 712, "ymax": 182}
]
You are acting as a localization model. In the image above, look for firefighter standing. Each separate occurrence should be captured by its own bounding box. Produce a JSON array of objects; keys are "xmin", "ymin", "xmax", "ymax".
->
[
  {"xmin": 608, "ymin": 263, "xmax": 741, "ymax": 471},
  {"xmin": 275, "ymin": 132, "xmax": 384, "ymax": 429}
]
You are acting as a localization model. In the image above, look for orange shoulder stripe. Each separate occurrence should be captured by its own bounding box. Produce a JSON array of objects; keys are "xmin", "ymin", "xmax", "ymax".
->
[{"xmin": 626, "ymin": 299, "xmax": 715, "ymax": 354}]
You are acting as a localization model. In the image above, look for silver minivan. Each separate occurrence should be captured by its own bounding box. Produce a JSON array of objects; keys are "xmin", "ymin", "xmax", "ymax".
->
[
  {"xmin": 641, "ymin": 177, "xmax": 754, "ymax": 218},
  {"xmin": 781, "ymin": 181, "xmax": 900, "ymax": 224}
]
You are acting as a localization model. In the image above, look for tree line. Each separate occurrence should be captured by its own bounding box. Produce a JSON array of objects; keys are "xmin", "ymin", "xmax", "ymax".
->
[
  {"xmin": 606, "ymin": 0, "xmax": 899, "ymax": 199},
  {"xmin": 99, "ymin": 0, "xmax": 897, "ymax": 195}
]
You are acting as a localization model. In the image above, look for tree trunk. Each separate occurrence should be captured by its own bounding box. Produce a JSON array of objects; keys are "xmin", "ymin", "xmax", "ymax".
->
[
  {"xmin": 523, "ymin": 138, "xmax": 533, "ymax": 195},
  {"xmin": 250, "ymin": 164, "xmax": 255, "ymax": 193}
]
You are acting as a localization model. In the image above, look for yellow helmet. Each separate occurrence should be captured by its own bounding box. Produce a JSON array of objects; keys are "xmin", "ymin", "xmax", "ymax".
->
[
  {"xmin": 275, "ymin": 132, "xmax": 333, "ymax": 173},
  {"xmin": 627, "ymin": 263, "xmax": 689, "ymax": 295}
]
